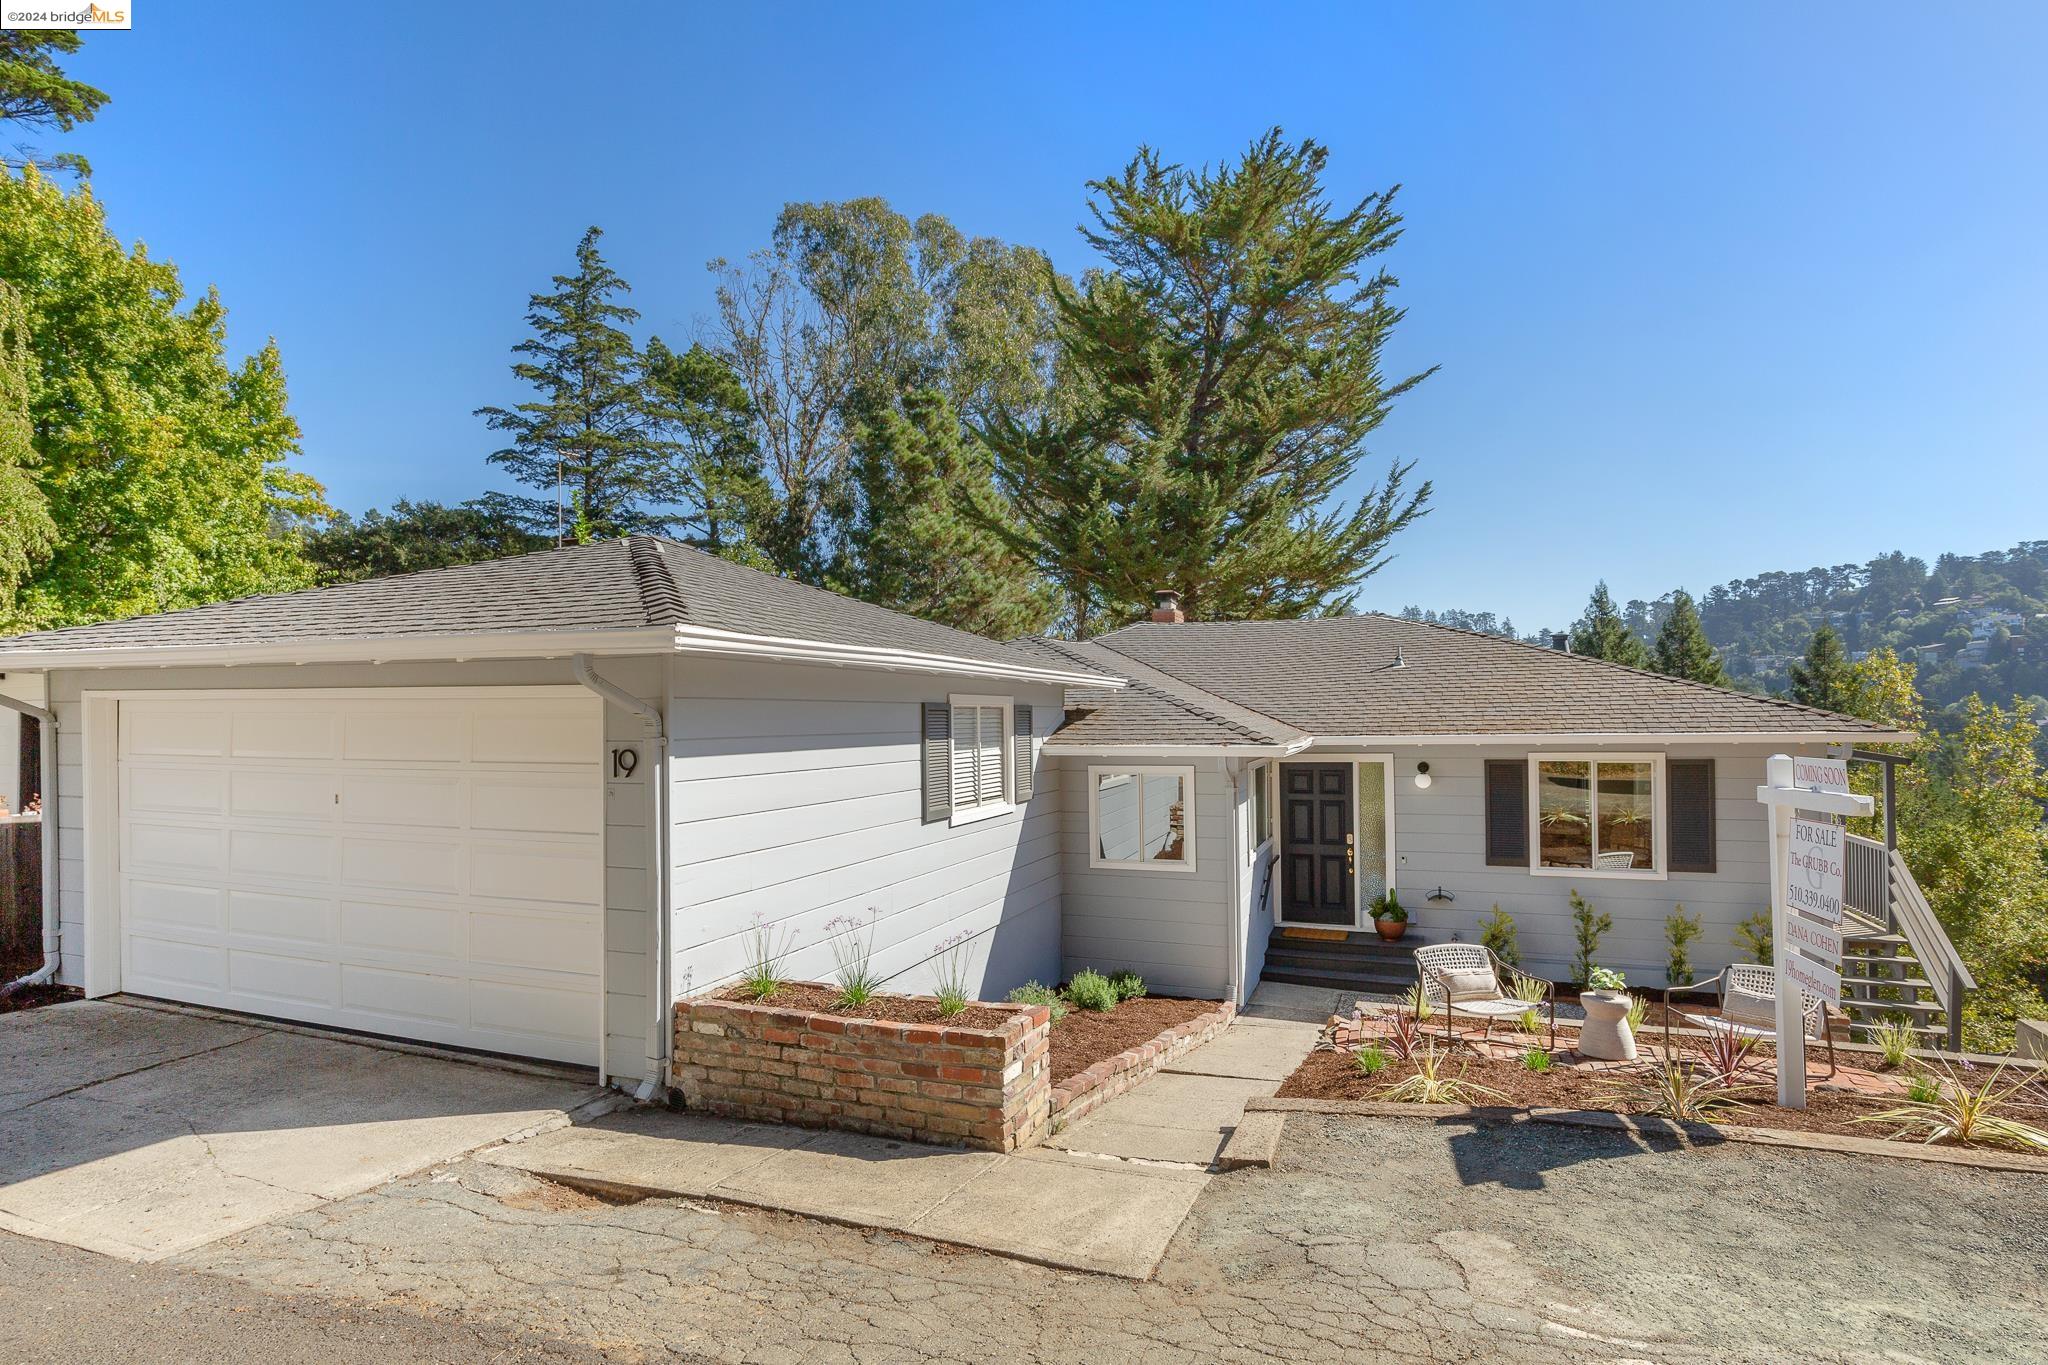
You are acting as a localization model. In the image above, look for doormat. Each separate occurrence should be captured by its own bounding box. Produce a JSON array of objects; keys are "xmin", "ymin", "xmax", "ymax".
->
[{"xmin": 1278, "ymin": 927, "xmax": 1350, "ymax": 941}]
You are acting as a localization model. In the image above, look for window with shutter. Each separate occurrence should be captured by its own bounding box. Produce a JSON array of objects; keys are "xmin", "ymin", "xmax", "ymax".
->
[
  {"xmin": 1667, "ymin": 759, "xmax": 1716, "ymax": 873},
  {"xmin": 946, "ymin": 694, "xmax": 1014, "ymax": 824},
  {"xmin": 1526, "ymin": 753, "xmax": 1669, "ymax": 879}
]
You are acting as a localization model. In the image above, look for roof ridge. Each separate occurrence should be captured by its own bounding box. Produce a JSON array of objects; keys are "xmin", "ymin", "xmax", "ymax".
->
[
  {"xmin": 628, "ymin": 535, "xmax": 688, "ymax": 626},
  {"xmin": 1052, "ymin": 636, "xmax": 1304, "ymax": 744}
]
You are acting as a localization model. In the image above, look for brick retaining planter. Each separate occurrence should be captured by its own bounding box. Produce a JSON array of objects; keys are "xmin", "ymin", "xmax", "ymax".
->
[
  {"xmin": 672, "ymin": 990, "xmax": 1053, "ymax": 1151},
  {"xmin": 1050, "ymin": 1000, "xmax": 1238, "ymax": 1128}
]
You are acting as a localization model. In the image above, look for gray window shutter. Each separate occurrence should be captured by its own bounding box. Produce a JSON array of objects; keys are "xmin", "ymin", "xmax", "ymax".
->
[
  {"xmin": 1013, "ymin": 704, "xmax": 1034, "ymax": 803},
  {"xmin": 922, "ymin": 703, "xmax": 952, "ymax": 824},
  {"xmin": 1667, "ymin": 759, "xmax": 1717, "ymax": 873},
  {"xmin": 1484, "ymin": 760, "xmax": 1528, "ymax": 866}
]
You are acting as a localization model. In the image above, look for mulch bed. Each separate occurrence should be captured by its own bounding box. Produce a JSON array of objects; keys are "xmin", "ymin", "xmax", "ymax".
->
[
  {"xmin": 0, "ymin": 946, "xmax": 78, "ymax": 1016},
  {"xmin": 1277, "ymin": 1047, "xmax": 1909, "ymax": 1139},
  {"xmin": 717, "ymin": 981, "xmax": 1017, "ymax": 1031},
  {"xmin": 1049, "ymin": 995, "xmax": 1221, "ymax": 1086}
]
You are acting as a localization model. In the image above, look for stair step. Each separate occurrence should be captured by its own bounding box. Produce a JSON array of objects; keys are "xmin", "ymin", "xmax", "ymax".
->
[
  {"xmin": 1843, "ymin": 933, "xmax": 1911, "ymax": 948},
  {"xmin": 1262, "ymin": 945, "xmax": 1420, "ymax": 966},
  {"xmin": 1841, "ymin": 976, "xmax": 1936, "ymax": 993},
  {"xmin": 1259, "ymin": 968, "xmax": 1418, "ymax": 993},
  {"xmin": 1840, "ymin": 998, "xmax": 1948, "ymax": 1017}
]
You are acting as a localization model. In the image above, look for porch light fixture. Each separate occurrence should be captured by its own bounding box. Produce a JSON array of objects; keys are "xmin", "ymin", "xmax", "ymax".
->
[{"xmin": 1413, "ymin": 761, "xmax": 1432, "ymax": 789}]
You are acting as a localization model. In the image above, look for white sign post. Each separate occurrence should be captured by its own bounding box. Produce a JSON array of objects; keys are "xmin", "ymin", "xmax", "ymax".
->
[{"xmin": 1757, "ymin": 754, "xmax": 1871, "ymax": 1109}]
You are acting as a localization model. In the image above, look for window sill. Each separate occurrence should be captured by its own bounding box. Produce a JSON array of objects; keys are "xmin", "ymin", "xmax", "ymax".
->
[
  {"xmin": 949, "ymin": 801, "xmax": 1017, "ymax": 829},
  {"xmin": 1529, "ymin": 865, "xmax": 1668, "ymax": 882},
  {"xmin": 1088, "ymin": 856, "xmax": 1200, "ymax": 875}
]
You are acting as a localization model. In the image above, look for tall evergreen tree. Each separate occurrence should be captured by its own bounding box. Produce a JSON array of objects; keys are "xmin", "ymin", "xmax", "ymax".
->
[
  {"xmin": 0, "ymin": 30, "xmax": 109, "ymax": 173},
  {"xmin": 306, "ymin": 499, "xmax": 546, "ymax": 585},
  {"xmin": 837, "ymin": 389, "xmax": 1057, "ymax": 639},
  {"xmin": 642, "ymin": 338, "xmax": 770, "ymax": 562},
  {"xmin": 1569, "ymin": 583, "xmax": 1651, "ymax": 668},
  {"xmin": 1788, "ymin": 624, "xmax": 1859, "ymax": 712},
  {"xmin": 979, "ymin": 129, "xmax": 1432, "ymax": 632},
  {"xmin": 1652, "ymin": 589, "xmax": 1730, "ymax": 686},
  {"xmin": 477, "ymin": 227, "xmax": 676, "ymax": 541}
]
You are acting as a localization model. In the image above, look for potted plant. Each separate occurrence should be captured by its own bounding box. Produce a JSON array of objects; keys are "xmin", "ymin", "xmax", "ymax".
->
[
  {"xmin": 1371, "ymin": 892, "xmax": 1408, "ymax": 942},
  {"xmin": 1577, "ymin": 966, "xmax": 1636, "ymax": 1061}
]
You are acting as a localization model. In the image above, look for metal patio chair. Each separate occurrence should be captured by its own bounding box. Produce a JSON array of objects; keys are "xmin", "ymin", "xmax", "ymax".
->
[
  {"xmin": 1662, "ymin": 962, "xmax": 1836, "ymax": 1077},
  {"xmin": 1415, "ymin": 942, "xmax": 1557, "ymax": 1050}
]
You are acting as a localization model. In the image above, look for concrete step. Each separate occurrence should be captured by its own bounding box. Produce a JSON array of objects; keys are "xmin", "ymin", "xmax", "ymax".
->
[{"xmin": 1258, "ymin": 967, "xmax": 1417, "ymax": 993}]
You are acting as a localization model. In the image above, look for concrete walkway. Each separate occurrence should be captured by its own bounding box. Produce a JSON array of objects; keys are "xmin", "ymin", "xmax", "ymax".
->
[
  {"xmin": 1042, "ymin": 1007, "xmax": 1322, "ymax": 1167},
  {"xmin": 481, "ymin": 1108, "xmax": 1208, "ymax": 1279}
]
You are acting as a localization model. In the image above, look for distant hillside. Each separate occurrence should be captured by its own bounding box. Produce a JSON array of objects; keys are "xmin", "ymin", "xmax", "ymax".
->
[{"xmin": 1405, "ymin": 538, "xmax": 2048, "ymax": 737}]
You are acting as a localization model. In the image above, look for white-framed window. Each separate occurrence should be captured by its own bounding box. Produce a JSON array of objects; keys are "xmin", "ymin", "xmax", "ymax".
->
[
  {"xmin": 948, "ymin": 694, "xmax": 1013, "ymax": 826},
  {"xmin": 1529, "ymin": 753, "xmax": 1666, "ymax": 879},
  {"xmin": 1247, "ymin": 761, "xmax": 1273, "ymax": 864},
  {"xmin": 1088, "ymin": 764, "xmax": 1196, "ymax": 873}
]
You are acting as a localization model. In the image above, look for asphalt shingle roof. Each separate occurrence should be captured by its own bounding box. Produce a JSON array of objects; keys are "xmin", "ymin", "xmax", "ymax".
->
[
  {"xmin": 1013, "ymin": 637, "xmax": 1307, "ymax": 749},
  {"xmin": 1031, "ymin": 614, "xmax": 1892, "ymax": 747},
  {"xmin": 0, "ymin": 537, "xmax": 1111, "ymax": 682}
]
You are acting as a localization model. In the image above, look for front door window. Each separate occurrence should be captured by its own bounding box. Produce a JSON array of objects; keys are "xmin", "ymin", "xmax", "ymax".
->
[{"xmin": 1355, "ymin": 760, "xmax": 1390, "ymax": 907}]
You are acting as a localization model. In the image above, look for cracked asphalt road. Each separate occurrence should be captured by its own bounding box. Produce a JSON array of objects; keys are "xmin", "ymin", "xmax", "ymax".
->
[{"xmin": 4, "ymin": 1114, "xmax": 2042, "ymax": 1362}]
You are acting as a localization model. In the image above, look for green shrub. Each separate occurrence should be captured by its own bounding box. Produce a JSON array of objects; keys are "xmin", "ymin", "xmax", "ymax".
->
[
  {"xmin": 1354, "ymin": 1044, "xmax": 1390, "ymax": 1076},
  {"xmin": 1478, "ymin": 905, "xmax": 1520, "ymax": 968},
  {"xmin": 1007, "ymin": 981, "xmax": 1069, "ymax": 1022},
  {"xmin": 1522, "ymin": 1048, "xmax": 1552, "ymax": 1073},
  {"xmin": 1106, "ymin": 970, "xmax": 1147, "ymax": 1002},
  {"xmin": 1065, "ymin": 969, "xmax": 1119, "ymax": 1012},
  {"xmin": 1569, "ymin": 890, "xmax": 1612, "ymax": 985},
  {"xmin": 1626, "ymin": 993, "xmax": 1648, "ymax": 1032},
  {"xmin": 1665, "ymin": 905, "xmax": 1703, "ymax": 987},
  {"xmin": 1868, "ymin": 1016, "xmax": 1917, "ymax": 1069},
  {"xmin": 1734, "ymin": 909, "xmax": 1772, "ymax": 965},
  {"xmin": 1404, "ymin": 981, "xmax": 1434, "ymax": 1020}
]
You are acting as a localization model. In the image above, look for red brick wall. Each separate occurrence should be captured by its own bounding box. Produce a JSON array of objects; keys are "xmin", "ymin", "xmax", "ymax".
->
[
  {"xmin": 672, "ymin": 992, "xmax": 1053, "ymax": 1151},
  {"xmin": 1050, "ymin": 1001, "xmax": 1237, "ymax": 1128}
]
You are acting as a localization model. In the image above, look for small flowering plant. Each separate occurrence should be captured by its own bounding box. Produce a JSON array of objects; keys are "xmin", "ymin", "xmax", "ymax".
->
[
  {"xmin": 738, "ymin": 912, "xmax": 796, "ymax": 1001},
  {"xmin": 824, "ymin": 910, "xmax": 882, "ymax": 1007},
  {"xmin": 931, "ymin": 931, "xmax": 975, "ymax": 1017}
]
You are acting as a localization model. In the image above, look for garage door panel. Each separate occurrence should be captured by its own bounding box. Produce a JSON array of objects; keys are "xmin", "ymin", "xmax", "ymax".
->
[
  {"xmin": 342, "ymin": 836, "xmax": 462, "ymax": 895},
  {"xmin": 119, "ymin": 690, "xmax": 604, "ymax": 1067},
  {"xmin": 227, "ymin": 888, "xmax": 334, "ymax": 945},
  {"xmin": 340, "ymin": 963, "xmax": 467, "ymax": 1026},
  {"xmin": 231, "ymin": 709, "xmax": 340, "ymax": 760},
  {"xmin": 228, "ymin": 948, "xmax": 340, "ymax": 1009},
  {"xmin": 470, "ymin": 909, "xmax": 601, "ymax": 975},
  {"xmin": 231, "ymin": 828, "xmax": 336, "ymax": 882},
  {"xmin": 127, "ymin": 765, "xmax": 227, "ymax": 815},
  {"xmin": 129, "ymin": 822, "xmax": 225, "ymax": 874},
  {"xmin": 337, "ymin": 898, "xmax": 463, "ymax": 961},
  {"xmin": 472, "ymin": 776, "xmax": 602, "ymax": 835},
  {"xmin": 470, "ymin": 843, "xmax": 601, "ymax": 907},
  {"xmin": 231, "ymin": 770, "xmax": 337, "ymax": 820},
  {"xmin": 127, "ymin": 879, "xmax": 224, "ymax": 932},
  {"xmin": 124, "ymin": 708, "xmax": 228, "ymax": 759},
  {"xmin": 127, "ymin": 935, "xmax": 226, "ymax": 991},
  {"xmin": 343, "ymin": 711, "xmax": 466, "ymax": 764}
]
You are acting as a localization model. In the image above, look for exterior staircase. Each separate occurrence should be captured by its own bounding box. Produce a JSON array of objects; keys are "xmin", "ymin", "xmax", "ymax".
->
[
  {"xmin": 1838, "ymin": 832, "xmax": 1973, "ymax": 1050},
  {"xmin": 1258, "ymin": 927, "xmax": 1422, "ymax": 996}
]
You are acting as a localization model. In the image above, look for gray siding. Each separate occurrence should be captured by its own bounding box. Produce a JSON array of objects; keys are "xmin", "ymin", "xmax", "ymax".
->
[
  {"xmin": 667, "ymin": 660, "xmax": 1066, "ymax": 1006},
  {"xmin": 1057, "ymin": 756, "xmax": 1236, "ymax": 999},
  {"xmin": 1355, "ymin": 744, "xmax": 1777, "ymax": 987},
  {"xmin": 42, "ymin": 657, "xmax": 665, "ymax": 1086}
]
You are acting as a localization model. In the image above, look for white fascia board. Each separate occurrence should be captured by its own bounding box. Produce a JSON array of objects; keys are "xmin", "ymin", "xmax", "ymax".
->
[
  {"xmin": 668, "ymin": 623, "xmax": 1124, "ymax": 689},
  {"xmin": 1309, "ymin": 730, "xmax": 1913, "ymax": 748},
  {"xmin": 0, "ymin": 627, "xmax": 676, "ymax": 672},
  {"xmin": 1043, "ymin": 740, "xmax": 1307, "ymax": 757}
]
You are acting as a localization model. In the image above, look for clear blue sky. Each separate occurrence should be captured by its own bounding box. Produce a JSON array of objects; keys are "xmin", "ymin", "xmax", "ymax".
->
[{"xmin": 56, "ymin": 2, "xmax": 2048, "ymax": 631}]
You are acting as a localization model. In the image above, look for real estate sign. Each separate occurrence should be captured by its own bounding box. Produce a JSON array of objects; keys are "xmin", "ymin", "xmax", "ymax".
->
[
  {"xmin": 1784, "ymin": 913, "xmax": 1843, "ymax": 964},
  {"xmin": 1786, "ymin": 815, "xmax": 1845, "ymax": 926},
  {"xmin": 1782, "ymin": 950, "xmax": 1842, "ymax": 1007},
  {"xmin": 1791, "ymin": 754, "xmax": 1850, "ymax": 797}
]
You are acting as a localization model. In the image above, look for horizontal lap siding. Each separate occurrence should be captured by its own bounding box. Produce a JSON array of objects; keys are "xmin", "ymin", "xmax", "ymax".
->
[
  {"xmin": 1056, "ymin": 757, "xmax": 1235, "ymax": 999},
  {"xmin": 44, "ymin": 658, "xmax": 665, "ymax": 1086},
  {"xmin": 668, "ymin": 660, "xmax": 1066, "ymax": 1005},
  {"xmin": 1371, "ymin": 744, "xmax": 1775, "ymax": 987}
]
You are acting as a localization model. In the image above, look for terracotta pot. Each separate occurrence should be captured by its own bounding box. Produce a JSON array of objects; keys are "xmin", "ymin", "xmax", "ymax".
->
[
  {"xmin": 1373, "ymin": 917, "xmax": 1407, "ymax": 942},
  {"xmin": 1577, "ymin": 989, "xmax": 1636, "ymax": 1061}
]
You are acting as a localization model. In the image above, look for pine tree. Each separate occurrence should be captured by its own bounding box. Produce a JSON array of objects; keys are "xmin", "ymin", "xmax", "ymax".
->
[
  {"xmin": 476, "ymin": 227, "xmax": 676, "ymax": 541},
  {"xmin": 1569, "ymin": 583, "xmax": 1651, "ymax": 668},
  {"xmin": 836, "ymin": 389, "xmax": 1057, "ymax": 638},
  {"xmin": 642, "ymin": 338, "xmax": 770, "ymax": 562},
  {"xmin": 979, "ymin": 129, "xmax": 1432, "ymax": 630},
  {"xmin": 1788, "ymin": 624, "xmax": 1859, "ymax": 712},
  {"xmin": 1652, "ymin": 589, "xmax": 1730, "ymax": 686},
  {"xmin": 0, "ymin": 31, "xmax": 110, "ymax": 173}
]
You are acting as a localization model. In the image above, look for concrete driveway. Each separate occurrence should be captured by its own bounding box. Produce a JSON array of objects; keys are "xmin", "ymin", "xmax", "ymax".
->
[{"xmin": 0, "ymin": 1000, "xmax": 606, "ymax": 1261}]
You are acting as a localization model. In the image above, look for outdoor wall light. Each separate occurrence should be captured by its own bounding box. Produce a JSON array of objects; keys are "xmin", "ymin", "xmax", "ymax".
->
[{"xmin": 1413, "ymin": 761, "xmax": 1432, "ymax": 789}]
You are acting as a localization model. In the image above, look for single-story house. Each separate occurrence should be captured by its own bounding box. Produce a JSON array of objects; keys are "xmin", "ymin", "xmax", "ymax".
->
[{"xmin": 0, "ymin": 539, "xmax": 1905, "ymax": 1094}]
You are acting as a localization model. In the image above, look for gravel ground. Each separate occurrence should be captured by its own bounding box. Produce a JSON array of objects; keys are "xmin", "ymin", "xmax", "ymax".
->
[{"xmin": 5, "ymin": 1113, "xmax": 2041, "ymax": 1363}]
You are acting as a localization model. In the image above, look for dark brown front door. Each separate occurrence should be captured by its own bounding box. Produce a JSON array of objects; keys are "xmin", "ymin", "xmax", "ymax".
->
[{"xmin": 1281, "ymin": 764, "xmax": 1353, "ymax": 925}]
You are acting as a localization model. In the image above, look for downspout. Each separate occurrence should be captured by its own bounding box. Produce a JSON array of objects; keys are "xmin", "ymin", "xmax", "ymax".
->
[
  {"xmin": 572, "ymin": 654, "xmax": 668, "ymax": 1102},
  {"xmin": 0, "ymin": 687, "xmax": 57, "ymax": 1000}
]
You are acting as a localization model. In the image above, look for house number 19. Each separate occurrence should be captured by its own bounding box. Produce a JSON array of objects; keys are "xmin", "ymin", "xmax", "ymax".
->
[{"xmin": 611, "ymin": 747, "xmax": 639, "ymax": 778}]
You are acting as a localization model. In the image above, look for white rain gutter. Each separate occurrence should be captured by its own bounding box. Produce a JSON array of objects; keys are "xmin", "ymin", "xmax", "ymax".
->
[
  {"xmin": 572, "ymin": 654, "xmax": 668, "ymax": 1102},
  {"xmin": 0, "ymin": 689, "xmax": 57, "ymax": 1000}
]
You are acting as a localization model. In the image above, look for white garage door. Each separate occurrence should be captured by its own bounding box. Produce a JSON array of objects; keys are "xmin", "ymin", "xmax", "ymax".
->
[{"xmin": 115, "ymin": 689, "xmax": 606, "ymax": 1066}]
